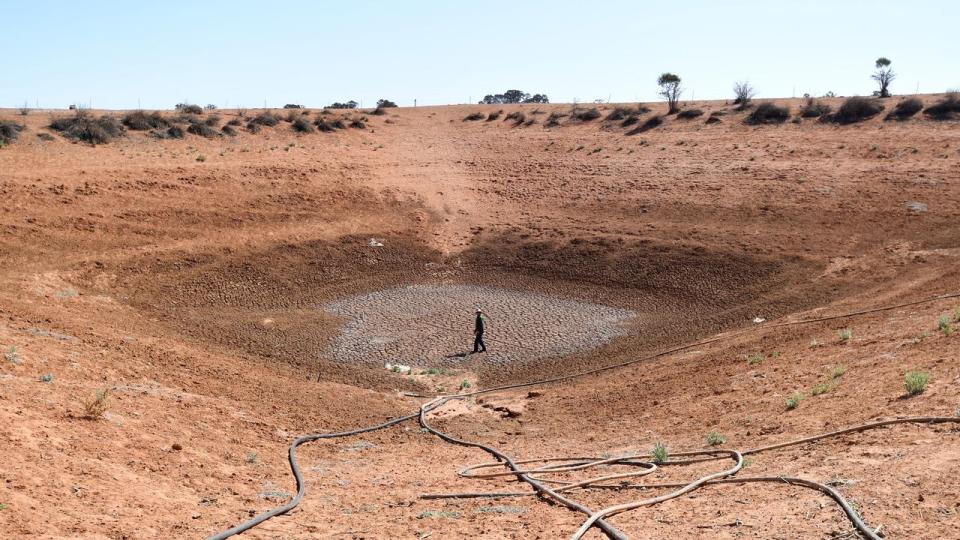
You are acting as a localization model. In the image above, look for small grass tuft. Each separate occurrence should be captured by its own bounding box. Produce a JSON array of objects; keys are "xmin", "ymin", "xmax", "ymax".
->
[
  {"xmin": 811, "ymin": 382, "xmax": 832, "ymax": 396},
  {"xmin": 785, "ymin": 392, "xmax": 803, "ymax": 410},
  {"xmin": 4, "ymin": 345, "xmax": 21, "ymax": 364},
  {"xmin": 78, "ymin": 388, "xmax": 111, "ymax": 420},
  {"xmin": 705, "ymin": 432, "xmax": 726, "ymax": 446},
  {"xmin": 937, "ymin": 314, "xmax": 953, "ymax": 335},
  {"xmin": 837, "ymin": 328, "xmax": 852, "ymax": 343},
  {"xmin": 39, "ymin": 373, "xmax": 53, "ymax": 383},
  {"xmin": 650, "ymin": 441, "xmax": 668, "ymax": 464},
  {"xmin": 459, "ymin": 380, "xmax": 471, "ymax": 390},
  {"xmin": 904, "ymin": 371, "xmax": 930, "ymax": 396},
  {"xmin": 747, "ymin": 352, "xmax": 765, "ymax": 365},
  {"xmin": 831, "ymin": 365, "xmax": 846, "ymax": 379}
]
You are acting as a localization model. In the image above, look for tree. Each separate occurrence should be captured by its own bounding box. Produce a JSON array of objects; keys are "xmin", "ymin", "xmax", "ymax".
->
[
  {"xmin": 732, "ymin": 81, "xmax": 756, "ymax": 108},
  {"xmin": 872, "ymin": 57, "xmax": 895, "ymax": 98},
  {"xmin": 523, "ymin": 93, "xmax": 549, "ymax": 104},
  {"xmin": 376, "ymin": 99, "xmax": 398, "ymax": 108},
  {"xmin": 657, "ymin": 73, "xmax": 682, "ymax": 114}
]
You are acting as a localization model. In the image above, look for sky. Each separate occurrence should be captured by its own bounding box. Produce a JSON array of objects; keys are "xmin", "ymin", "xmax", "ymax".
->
[{"xmin": 3, "ymin": 0, "xmax": 958, "ymax": 110}]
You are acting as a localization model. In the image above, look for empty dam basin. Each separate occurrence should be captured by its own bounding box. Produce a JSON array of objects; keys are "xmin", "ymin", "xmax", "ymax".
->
[{"xmin": 322, "ymin": 284, "xmax": 635, "ymax": 368}]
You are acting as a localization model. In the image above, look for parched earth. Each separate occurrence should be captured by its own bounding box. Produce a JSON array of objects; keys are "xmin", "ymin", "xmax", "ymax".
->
[
  {"xmin": 323, "ymin": 284, "xmax": 635, "ymax": 369},
  {"xmin": 0, "ymin": 98, "xmax": 959, "ymax": 539}
]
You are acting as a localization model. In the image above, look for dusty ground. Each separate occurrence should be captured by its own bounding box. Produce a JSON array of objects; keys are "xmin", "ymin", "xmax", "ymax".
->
[{"xmin": 1, "ymin": 96, "xmax": 959, "ymax": 539}]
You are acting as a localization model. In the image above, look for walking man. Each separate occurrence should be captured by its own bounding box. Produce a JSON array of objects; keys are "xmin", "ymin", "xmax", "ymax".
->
[{"xmin": 473, "ymin": 309, "xmax": 487, "ymax": 353}]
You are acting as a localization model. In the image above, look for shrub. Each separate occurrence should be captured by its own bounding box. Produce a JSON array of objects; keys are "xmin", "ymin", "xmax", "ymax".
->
[
  {"xmin": 785, "ymin": 392, "xmax": 803, "ymax": 410},
  {"xmin": 284, "ymin": 109, "xmax": 302, "ymax": 122},
  {"xmin": 36, "ymin": 132, "xmax": 55, "ymax": 141},
  {"xmin": 349, "ymin": 118, "xmax": 366, "ymax": 129},
  {"xmin": 249, "ymin": 112, "xmax": 280, "ymax": 127},
  {"xmin": 504, "ymin": 111, "xmax": 526, "ymax": 126},
  {"xmin": 463, "ymin": 112, "xmax": 485, "ymax": 121},
  {"xmin": 799, "ymin": 98, "xmax": 832, "ymax": 118},
  {"xmin": 486, "ymin": 110, "xmax": 502, "ymax": 121},
  {"xmin": 195, "ymin": 154, "xmax": 206, "ymax": 162},
  {"xmin": 283, "ymin": 103, "xmax": 303, "ymax": 109},
  {"xmin": 677, "ymin": 108, "xmax": 704, "ymax": 119},
  {"xmin": 838, "ymin": 328, "xmax": 852, "ymax": 343},
  {"xmin": 0, "ymin": 121, "xmax": 24, "ymax": 145},
  {"xmin": 246, "ymin": 121, "xmax": 261, "ymax": 134},
  {"xmin": 292, "ymin": 117, "xmax": 315, "ymax": 133},
  {"xmin": 827, "ymin": 97, "xmax": 884, "ymax": 124},
  {"xmin": 221, "ymin": 125, "xmax": 237, "ymax": 136},
  {"xmin": 733, "ymin": 81, "xmax": 756, "ymax": 108},
  {"xmin": 938, "ymin": 314, "xmax": 953, "ymax": 335},
  {"xmin": 923, "ymin": 92, "xmax": 960, "ymax": 121},
  {"xmin": 49, "ymin": 111, "xmax": 124, "ymax": 144},
  {"xmin": 78, "ymin": 388, "xmax": 111, "ymax": 419},
  {"xmin": 204, "ymin": 114, "xmax": 221, "ymax": 127},
  {"xmin": 705, "ymin": 432, "xmax": 726, "ymax": 446},
  {"xmin": 545, "ymin": 112, "xmax": 567, "ymax": 127},
  {"xmin": 626, "ymin": 115, "xmax": 663, "ymax": 135},
  {"xmin": 831, "ymin": 365, "xmax": 846, "ymax": 379},
  {"xmin": 745, "ymin": 102, "xmax": 789, "ymax": 124},
  {"xmin": 227, "ymin": 118, "xmax": 242, "ymax": 126},
  {"xmin": 122, "ymin": 111, "xmax": 170, "ymax": 130},
  {"xmin": 605, "ymin": 106, "xmax": 635, "ymax": 121},
  {"xmin": 314, "ymin": 118, "xmax": 335, "ymax": 132},
  {"xmin": 166, "ymin": 125, "xmax": 185, "ymax": 139},
  {"xmin": 811, "ymin": 382, "xmax": 832, "ymax": 396},
  {"xmin": 904, "ymin": 371, "xmax": 930, "ymax": 395},
  {"xmin": 650, "ymin": 441, "xmax": 668, "ymax": 464},
  {"xmin": 705, "ymin": 115, "xmax": 722, "ymax": 124},
  {"xmin": 330, "ymin": 118, "xmax": 347, "ymax": 129},
  {"xmin": 570, "ymin": 107, "xmax": 601, "ymax": 122},
  {"xmin": 186, "ymin": 121, "xmax": 218, "ymax": 138},
  {"xmin": 175, "ymin": 103, "xmax": 203, "ymax": 115},
  {"xmin": 885, "ymin": 98, "xmax": 923, "ymax": 121}
]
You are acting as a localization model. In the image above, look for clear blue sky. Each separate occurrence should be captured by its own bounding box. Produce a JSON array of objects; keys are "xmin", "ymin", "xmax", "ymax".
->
[{"xmin": 3, "ymin": 0, "xmax": 958, "ymax": 109}]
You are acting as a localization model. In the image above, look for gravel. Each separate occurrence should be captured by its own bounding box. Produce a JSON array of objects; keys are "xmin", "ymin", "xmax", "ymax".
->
[{"xmin": 321, "ymin": 285, "xmax": 635, "ymax": 369}]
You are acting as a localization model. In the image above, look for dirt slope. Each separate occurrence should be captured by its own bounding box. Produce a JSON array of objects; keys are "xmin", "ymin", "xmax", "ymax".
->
[{"xmin": 0, "ymin": 98, "xmax": 958, "ymax": 539}]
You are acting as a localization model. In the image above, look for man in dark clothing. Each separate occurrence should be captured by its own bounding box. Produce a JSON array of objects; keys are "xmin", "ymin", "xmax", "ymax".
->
[{"xmin": 473, "ymin": 309, "xmax": 487, "ymax": 353}]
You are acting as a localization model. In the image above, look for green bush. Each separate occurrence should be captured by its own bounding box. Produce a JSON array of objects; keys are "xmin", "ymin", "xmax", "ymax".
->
[
  {"xmin": 626, "ymin": 115, "xmax": 663, "ymax": 135},
  {"xmin": 904, "ymin": 371, "xmax": 930, "ymax": 395},
  {"xmin": 786, "ymin": 392, "xmax": 803, "ymax": 410},
  {"xmin": 650, "ymin": 441, "xmax": 668, "ymax": 464}
]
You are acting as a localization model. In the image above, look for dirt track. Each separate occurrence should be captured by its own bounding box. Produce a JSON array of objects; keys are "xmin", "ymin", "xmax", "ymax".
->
[{"xmin": 1, "ymin": 98, "xmax": 959, "ymax": 539}]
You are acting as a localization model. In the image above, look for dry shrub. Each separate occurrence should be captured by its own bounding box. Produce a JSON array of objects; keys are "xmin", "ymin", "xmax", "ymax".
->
[
  {"xmin": 570, "ymin": 107, "xmax": 601, "ymax": 122},
  {"xmin": 292, "ymin": 117, "xmax": 315, "ymax": 133},
  {"xmin": 745, "ymin": 102, "xmax": 789, "ymax": 124},
  {"xmin": 50, "ymin": 110, "xmax": 124, "ymax": 144},
  {"xmin": 923, "ymin": 92, "xmax": 960, "ymax": 120},
  {"xmin": 187, "ymin": 121, "xmax": 218, "ymax": 138},
  {"xmin": 885, "ymin": 98, "xmax": 923, "ymax": 121},
  {"xmin": 122, "ymin": 111, "xmax": 170, "ymax": 130},
  {"xmin": 626, "ymin": 115, "xmax": 663, "ymax": 135},
  {"xmin": 463, "ymin": 112, "xmax": 485, "ymax": 121},
  {"xmin": 486, "ymin": 110, "xmax": 502, "ymax": 121},
  {"xmin": 826, "ymin": 97, "xmax": 884, "ymax": 124},
  {"xmin": 78, "ymin": 388, "xmax": 111, "ymax": 420},
  {"xmin": 0, "ymin": 121, "xmax": 24, "ymax": 145},
  {"xmin": 504, "ymin": 111, "xmax": 526, "ymax": 126},
  {"xmin": 676, "ymin": 108, "xmax": 704, "ymax": 119},
  {"xmin": 545, "ymin": 112, "xmax": 567, "ymax": 127},
  {"xmin": 799, "ymin": 98, "xmax": 832, "ymax": 118}
]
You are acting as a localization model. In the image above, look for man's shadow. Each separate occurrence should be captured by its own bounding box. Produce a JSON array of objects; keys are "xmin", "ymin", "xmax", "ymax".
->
[{"xmin": 444, "ymin": 351, "xmax": 470, "ymax": 359}]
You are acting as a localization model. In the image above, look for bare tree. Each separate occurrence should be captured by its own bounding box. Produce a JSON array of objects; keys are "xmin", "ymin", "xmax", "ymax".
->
[
  {"xmin": 872, "ymin": 57, "xmax": 895, "ymax": 98},
  {"xmin": 733, "ymin": 81, "xmax": 756, "ymax": 108},
  {"xmin": 657, "ymin": 73, "xmax": 682, "ymax": 114}
]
